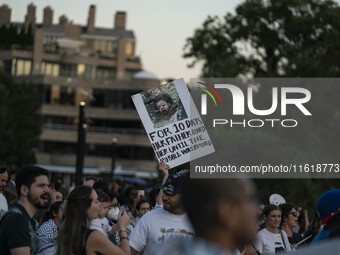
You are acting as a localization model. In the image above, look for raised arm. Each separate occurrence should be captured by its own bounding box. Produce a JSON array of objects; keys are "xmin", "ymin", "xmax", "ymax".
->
[{"xmin": 156, "ymin": 162, "xmax": 170, "ymax": 206}]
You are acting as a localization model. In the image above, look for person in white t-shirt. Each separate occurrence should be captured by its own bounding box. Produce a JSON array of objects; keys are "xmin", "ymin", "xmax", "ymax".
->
[
  {"xmin": 253, "ymin": 204, "xmax": 292, "ymax": 255},
  {"xmin": 129, "ymin": 169, "xmax": 194, "ymax": 255},
  {"xmin": 90, "ymin": 190, "xmax": 131, "ymax": 238}
]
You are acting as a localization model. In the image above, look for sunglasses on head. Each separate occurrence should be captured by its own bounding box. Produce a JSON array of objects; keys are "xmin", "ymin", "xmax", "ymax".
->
[{"xmin": 289, "ymin": 211, "xmax": 298, "ymax": 217}]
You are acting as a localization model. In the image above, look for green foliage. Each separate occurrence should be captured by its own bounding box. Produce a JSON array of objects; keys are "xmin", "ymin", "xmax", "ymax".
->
[
  {"xmin": 184, "ymin": 0, "xmax": 340, "ymax": 78},
  {"xmin": 0, "ymin": 24, "xmax": 33, "ymax": 48},
  {"xmin": 184, "ymin": 0, "xmax": 340, "ymax": 213},
  {"xmin": 0, "ymin": 69, "xmax": 42, "ymax": 167}
]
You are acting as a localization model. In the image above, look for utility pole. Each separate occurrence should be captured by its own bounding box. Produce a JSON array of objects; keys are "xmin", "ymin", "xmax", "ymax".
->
[
  {"xmin": 111, "ymin": 138, "xmax": 117, "ymax": 181},
  {"xmin": 75, "ymin": 101, "xmax": 87, "ymax": 185}
]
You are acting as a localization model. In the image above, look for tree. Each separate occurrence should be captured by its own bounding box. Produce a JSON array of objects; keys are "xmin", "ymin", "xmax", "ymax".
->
[
  {"xmin": 184, "ymin": 0, "xmax": 340, "ymax": 78},
  {"xmin": 184, "ymin": 0, "xmax": 340, "ymax": 213},
  {"xmin": 0, "ymin": 68, "xmax": 42, "ymax": 167}
]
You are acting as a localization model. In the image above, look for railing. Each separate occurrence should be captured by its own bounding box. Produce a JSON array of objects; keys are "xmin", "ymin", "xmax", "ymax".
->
[
  {"xmin": 0, "ymin": 44, "xmax": 34, "ymax": 51},
  {"xmin": 43, "ymin": 123, "xmax": 146, "ymax": 134}
]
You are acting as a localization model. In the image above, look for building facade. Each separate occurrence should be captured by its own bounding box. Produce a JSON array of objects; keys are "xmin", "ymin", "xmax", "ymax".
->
[{"xmin": 0, "ymin": 4, "xmax": 159, "ymax": 180}]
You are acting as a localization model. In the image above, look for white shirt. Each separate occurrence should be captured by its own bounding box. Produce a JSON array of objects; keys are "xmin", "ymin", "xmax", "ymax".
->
[
  {"xmin": 253, "ymin": 228, "xmax": 291, "ymax": 255},
  {"xmin": 90, "ymin": 217, "xmax": 112, "ymax": 237},
  {"xmin": 129, "ymin": 207, "xmax": 194, "ymax": 255}
]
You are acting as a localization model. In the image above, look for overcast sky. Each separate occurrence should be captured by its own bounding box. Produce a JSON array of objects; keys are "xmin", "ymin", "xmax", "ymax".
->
[{"xmin": 1, "ymin": 0, "xmax": 242, "ymax": 81}]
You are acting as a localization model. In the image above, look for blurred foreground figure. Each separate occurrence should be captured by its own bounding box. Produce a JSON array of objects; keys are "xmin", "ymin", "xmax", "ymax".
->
[
  {"xmin": 312, "ymin": 189, "xmax": 340, "ymax": 244},
  {"xmin": 158, "ymin": 178, "xmax": 258, "ymax": 255}
]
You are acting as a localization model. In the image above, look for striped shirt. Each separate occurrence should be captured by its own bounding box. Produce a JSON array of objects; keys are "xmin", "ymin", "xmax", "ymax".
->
[{"xmin": 38, "ymin": 219, "xmax": 58, "ymax": 255}]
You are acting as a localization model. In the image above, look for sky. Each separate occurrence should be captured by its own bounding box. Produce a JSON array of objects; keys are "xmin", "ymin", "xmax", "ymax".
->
[{"xmin": 1, "ymin": 0, "xmax": 242, "ymax": 81}]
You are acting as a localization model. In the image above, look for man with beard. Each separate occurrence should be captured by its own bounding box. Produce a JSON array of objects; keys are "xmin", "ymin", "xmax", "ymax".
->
[
  {"xmin": 129, "ymin": 169, "xmax": 194, "ymax": 255},
  {"xmin": 0, "ymin": 166, "xmax": 50, "ymax": 255},
  {"xmin": 159, "ymin": 178, "xmax": 259, "ymax": 255}
]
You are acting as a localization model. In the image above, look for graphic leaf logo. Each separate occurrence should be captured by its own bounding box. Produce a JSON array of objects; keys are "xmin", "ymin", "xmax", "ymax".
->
[{"xmin": 197, "ymin": 82, "xmax": 222, "ymax": 107}]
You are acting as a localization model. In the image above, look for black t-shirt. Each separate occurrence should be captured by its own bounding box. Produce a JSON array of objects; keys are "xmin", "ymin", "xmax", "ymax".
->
[
  {"xmin": 288, "ymin": 231, "xmax": 304, "ymax": 246},
  {"xmin": 0, "ymin": 203, "xmax": 38, "ymax": 255}
]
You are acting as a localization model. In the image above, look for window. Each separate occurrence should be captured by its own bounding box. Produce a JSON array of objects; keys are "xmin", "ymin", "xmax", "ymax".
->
[
  {"xmin": 41, "ymin": 62, "xmax": 60, "ymax": 77},
  {"xmin": 125, "ymin": 41, "xmax": 134, "ymax": 56},
  {"xmin": 81, "ymin": 38, "xmax": 117, "ymax": 54},
  {"xmin": 12, "ymin": 58, "xmax": 31, "ymax": 76}
]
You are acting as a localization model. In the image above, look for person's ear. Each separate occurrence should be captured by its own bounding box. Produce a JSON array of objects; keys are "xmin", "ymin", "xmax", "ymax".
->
[{"xmin": 20, "ymin": 185, "xmax": 29, "ymax": 197}]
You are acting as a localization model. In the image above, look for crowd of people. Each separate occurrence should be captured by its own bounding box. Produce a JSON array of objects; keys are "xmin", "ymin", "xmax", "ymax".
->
[{"xmin": 0, "ymin": 164, "xmax": 339, "ymax": 255}]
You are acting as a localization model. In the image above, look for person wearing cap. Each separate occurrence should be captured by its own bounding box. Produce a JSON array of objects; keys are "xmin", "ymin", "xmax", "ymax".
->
[
  {"xmin": 129, "ymin": 168, "xmax": 194, "ymax": 255},
  {"xmin": 312, "ymin": 189, "xmax": 340, "ymax": 244},
  {"xmin": 158, "ymin": 177, "xmax": 259, "ymax": 255}
]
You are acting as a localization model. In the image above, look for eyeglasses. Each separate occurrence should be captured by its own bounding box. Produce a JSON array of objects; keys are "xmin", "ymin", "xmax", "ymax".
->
[{"xmin": 289, "ymin": 211, "xmax": 298, "ymax": 217}]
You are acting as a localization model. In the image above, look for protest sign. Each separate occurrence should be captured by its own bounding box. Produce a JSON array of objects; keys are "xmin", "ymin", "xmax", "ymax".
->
[{"xmin": 132, "ymin": 78, "xmax": 214, "ymax": 168}]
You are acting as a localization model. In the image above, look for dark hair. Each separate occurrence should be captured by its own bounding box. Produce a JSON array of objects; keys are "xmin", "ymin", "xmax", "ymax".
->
[
  {"xmin": 43, "ymin": 201, "xmax": 63, "ymax": 223},
  {"xmin": 136, "ymin": 199, "xmax": 150, "ymax": 211},
  {"xmin": 154, "ymin": 94, "xmax": 173, "ymax": 107},
  {"xmin": 95, "ymin": 189, "xmax": 110, "ymax": 203},
  {"xmin": 262, "ymin": 204, "xmax": 281, "ymax": 218},
  {"xmin": 106, "ymin": 190, "xmax": 120, "ymax": 204},
  {"xmin": 0, "ymin": 166, "xmax": 7, "ymax": 174},
  {"xmin": 279, "ymin": 203, "xmax": 295, "ymax": 225},
  {"xmin": 16, "ymin": 166, "xmax": 49, "ymax": 197},
  {"xmin": 182, "ymin": 177, "xmax": 252, "ymax": 236},
  {"xmin": 148, "ymin": 183, "xmax": 161, "ymax": 208},
  {"xmin": 56, "ymin": 185, "xmax": 93, "ymax": 255},
  {"xmin": 93, "ymin": 180, "xmax": 108, "ymax": 192},
  {"xmin": 9, "ymin": 169, "xmax": 17, "ymax": 176},
  {"xmin": 124, "ymin": 186, "xmax": 137, "ymax": 199},
  {"xmin": 85, "ymin": 176, "xmax": 99, "ymax": 182}
]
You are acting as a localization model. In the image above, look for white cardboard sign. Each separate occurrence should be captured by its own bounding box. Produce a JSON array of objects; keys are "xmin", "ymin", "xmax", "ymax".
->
[{"xmin": 132, "ymin": 78, "xmax": 214, "ymax": 168}]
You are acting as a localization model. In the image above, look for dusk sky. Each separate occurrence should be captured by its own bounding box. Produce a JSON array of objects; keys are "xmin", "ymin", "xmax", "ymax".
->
[{"xmin": 1, "ymin": 0, "xmax": 241, "ymax": 81}]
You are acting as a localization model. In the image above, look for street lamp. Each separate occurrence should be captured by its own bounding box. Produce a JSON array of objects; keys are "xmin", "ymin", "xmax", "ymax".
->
[
  {"xmin": 111, "ymin": 138, "xmax": 117, "ymax": 181},
  {"xmin": 75, "ymin": 101, "xmax": 87, "ymax": 185}
]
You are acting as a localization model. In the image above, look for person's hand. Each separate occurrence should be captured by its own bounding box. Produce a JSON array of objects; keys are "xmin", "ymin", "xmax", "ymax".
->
[
  {"xmin": 117, "ymin": 211, "xmax": 131, "ymax": 230},
  {"xmin": 158, "ymin": 162, "xmax": 170, "ymax": 178},
  {"xmin": 49, "ymin": 186, "xmax": 57, "ymax": 204}
]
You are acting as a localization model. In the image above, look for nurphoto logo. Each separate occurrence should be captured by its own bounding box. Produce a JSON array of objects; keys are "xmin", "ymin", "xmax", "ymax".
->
[{"xmin": 198, "ymin": 82, "xmax": 312, "ymax": 128}]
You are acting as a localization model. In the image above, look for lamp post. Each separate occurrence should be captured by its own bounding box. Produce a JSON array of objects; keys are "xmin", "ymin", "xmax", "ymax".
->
[
  {"xmin": 75, "ymin": 101, "xmax": 86, "ymax": 185},
  {"xmin": 111, "ymin": 138, "xmax": 117, "ymax": 181}
]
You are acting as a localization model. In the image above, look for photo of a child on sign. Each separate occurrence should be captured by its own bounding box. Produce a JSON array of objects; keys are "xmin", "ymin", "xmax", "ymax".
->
[{"xmin": 142, "ymin": 82, "xmax": 188, "ymax": 128}]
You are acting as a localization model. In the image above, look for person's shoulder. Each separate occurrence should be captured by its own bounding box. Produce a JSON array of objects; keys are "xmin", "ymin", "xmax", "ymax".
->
[
  {"xmin": 39, "ymin": 219, "xmax": 56, "ymax": 230},
  {"xmin": 292, "ymin": 231, "xmax": 303, "ymax": 239},
  {"xmin": 134, "ymin": 207, "xmax": 165, "ymax": 225},
  {"xmin": 88, "ymin": 229, "xmax": 107, "ymax": 242},
  {"xmin": 144, "ymin": 207, "xmax": 165, "ymax": 217},
  {"xmin": 1, "ymin": 210, "xmax": 28, "ymax": 225},
  {"xmin": 257, "ymin": 228, "xmax": 267, "ymax": 235},
  {"xmin": 281, "ymin": 229, "xmax": 289, "ymax": 238},
  {"xmin": 90, "ymin": 218, "xmax": 102, "ymax": 224}
]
